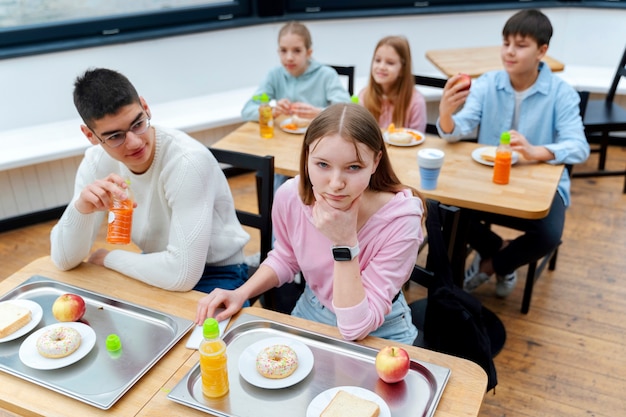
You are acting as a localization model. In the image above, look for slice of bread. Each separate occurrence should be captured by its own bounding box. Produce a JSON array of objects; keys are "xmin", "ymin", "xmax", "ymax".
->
[
  {"xmin": 480, "ymin": 147, "xmax": 497, "ymax": 162},
  {"xmin": 0, "ymin": 302, "xmax": 32, "ymax": 338},
  {"xmin": 320, "ymin": 390, "xmax": 380, "ymax": 417},
  {"xmin": 388, "ymin": 131, "xmax": 413, "ymax": 144}
]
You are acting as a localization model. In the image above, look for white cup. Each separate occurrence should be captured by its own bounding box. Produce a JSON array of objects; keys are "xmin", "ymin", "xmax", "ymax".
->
[{"xmin": 417, "ymin": 148, "xmax": 445, "ymax": 190}]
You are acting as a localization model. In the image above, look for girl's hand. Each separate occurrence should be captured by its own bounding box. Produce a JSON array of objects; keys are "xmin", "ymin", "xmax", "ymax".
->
[
  {"xmin": 195, "ymin": 288, "xmax": 246, "ymax": 325},
  {"xmin": 311, "ymin": 188, "xmax": 360, "ymax": 245},
  {"xmin": 75, "ymin": 173, "xmax": 129, "ymax": 215},
  {"xmin": 290, "ymin": 102, "xmax": 319, "ymax": 120},
  {"xmin": 275, "ymin": 98, "xmax": 292, "ymax": 117}
]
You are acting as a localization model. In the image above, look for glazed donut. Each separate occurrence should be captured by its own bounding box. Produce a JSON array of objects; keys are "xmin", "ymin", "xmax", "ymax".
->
[
  {"xmin": 255, "ymin": 344, "xmax": 298, "ymax": 379},
  {"xmin": 36, "ymin": 326, "xmax": 81, "ymax": 359}
]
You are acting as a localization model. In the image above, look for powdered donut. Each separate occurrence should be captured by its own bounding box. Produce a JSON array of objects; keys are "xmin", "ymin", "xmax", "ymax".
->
[
  {"xmin": 36, "ymin": 326, "xmax": 81, "ymax": 358},
  {"xmin": 255, "ymin": 344, "xmax": 298, "ymax": 379}
]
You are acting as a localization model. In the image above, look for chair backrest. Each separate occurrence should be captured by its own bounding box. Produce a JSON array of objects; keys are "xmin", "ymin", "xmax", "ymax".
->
[
  {"xmin": 606, "ymin": 44, "xmax": 626, "ymax": 104},
  {"xmin": 413, "ymin": 75, "xmax": 447, "ymax": 134},
  {"xmin": 330, "ymin": 65, "xmax": 355, "ymax": 96},
  {"xmin": 209, "ymin": 148, "xmax": 275, "ymax": 262}
]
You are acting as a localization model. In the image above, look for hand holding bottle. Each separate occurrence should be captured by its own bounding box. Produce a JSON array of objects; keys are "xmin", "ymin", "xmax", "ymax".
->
[{"xmin": 74, "ymin": 174, "xmax": 131, "ymax": 214}]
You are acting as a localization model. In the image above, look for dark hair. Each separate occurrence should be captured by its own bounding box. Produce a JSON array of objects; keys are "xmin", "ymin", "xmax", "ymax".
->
[
  {"xmin": 503, "ymin": 9, "xmax": 553, "ymax": 47},
  {"xmin": 73, "ymin": 68, "xmax": 141, "ymax": 127},
  {"xmin": 362, "ymin": 36, "xmax": 415, "ymax": 128},
  {"xmin": 298, "ymin": 103, "xmax": 419, "ymax": 205}
]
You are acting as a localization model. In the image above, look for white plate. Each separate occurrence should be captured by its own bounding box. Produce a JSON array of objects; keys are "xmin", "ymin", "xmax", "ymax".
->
[
  {"xmin": 383, "ymin": 129, "xmax": 425, "ymax": 147},
  {"xmin": 306, "ymin": 386, "xmax": 391, "ymax": 417},
  {"xmin": 472, "ymin": 146, "xmax": 520, "ymax": 166},
  {"xmin": 279, "ymin": 118, "xmax": 307, "ymax": 134},
  {"xmin": 0, "ymin": 300, "xmax": 43, "ymax": 343},
  {"xmin": 19, "ymin": 322, "xmax": 96, "ymax": 370},
  {"xmin": 238, "ymin": 336, "xmax": 314, "ymax": 389}
]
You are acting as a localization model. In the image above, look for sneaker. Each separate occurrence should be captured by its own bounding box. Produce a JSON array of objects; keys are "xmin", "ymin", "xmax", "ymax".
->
[
  {"xmin": 464, "ymin": 253, "xmax": 491, "ymax": 292},
  {"xmin": 495, "ymin": 271, "xmax": 517, "ymax": 298}
]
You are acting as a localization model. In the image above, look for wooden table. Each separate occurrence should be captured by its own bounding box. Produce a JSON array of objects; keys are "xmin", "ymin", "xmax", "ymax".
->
[
  {"xmin": 426, "ymin": 45, "xmax": 565, "ymax": 78},
  {"xmin": 1, "ymin": 256, "xmax": 487, "ymax": 416},
  {"xmin": 212, "ymin": 122, "xmax": 564, "ymax": 282}
]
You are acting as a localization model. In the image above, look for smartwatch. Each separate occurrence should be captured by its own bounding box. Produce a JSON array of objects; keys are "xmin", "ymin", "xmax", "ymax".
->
[{"xmin": 331, "ymin": 243, "xmax": 360, "ymax": 261}]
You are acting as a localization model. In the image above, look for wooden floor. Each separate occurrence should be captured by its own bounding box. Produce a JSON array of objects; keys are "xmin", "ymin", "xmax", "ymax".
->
[{"xmin": 1, "ymin": 146, "xmax": 625, "ymax": 417}]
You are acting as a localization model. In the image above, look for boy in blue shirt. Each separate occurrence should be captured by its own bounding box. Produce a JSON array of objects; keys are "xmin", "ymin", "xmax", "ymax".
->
[{"xmin": 437, "ymin": 9, "xmax": 589, "ymax": 297}]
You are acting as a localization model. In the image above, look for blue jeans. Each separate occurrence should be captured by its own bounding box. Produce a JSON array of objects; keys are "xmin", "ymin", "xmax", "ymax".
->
[
  {"xmin": 291, "ymin": 285, "xmax": 418, "ymax": 345},
  {"xmin": 193, "ymin": 263, "xmax": 250, "ymax": 307}
]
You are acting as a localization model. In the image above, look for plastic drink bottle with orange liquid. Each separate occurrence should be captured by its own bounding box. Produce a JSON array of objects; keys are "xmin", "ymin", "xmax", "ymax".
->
[
  {"xmin": 199, "ymin": 318, "xmax": 229, "ymax": 398},
  {"xmin": 493, "ymin": 131, "xmax": 512, "ymax": 185},
  {"xmin": 106, "ymin": 179, "xmax": 133, "ymax": 244},
  {"xmin": 255, "ymin": 92, "xmax": 274, "ymax": 138}
]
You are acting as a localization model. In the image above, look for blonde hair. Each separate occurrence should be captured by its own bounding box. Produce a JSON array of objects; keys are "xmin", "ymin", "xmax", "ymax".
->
[
  {"xmin": 278, "ymin": 21, "xmax": 312, "ymax": 49},
  {"xmin": 298, "ymin": 103, "xmax": 419, "ymax": 205},
  {"xmin": 362, "ymin": 36, "xmax": 415, "ymax": 127}
]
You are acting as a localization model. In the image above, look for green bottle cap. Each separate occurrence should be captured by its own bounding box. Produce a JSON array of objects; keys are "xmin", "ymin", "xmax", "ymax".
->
[
  {"xmin": 253, "ymin": 93, "xmax": 271, "ymax": 103},
  {"xmin": 203, "ymin": 318, "xmax": 219, "ymax": 339},
  {"xmin": 500, "ymin": 131, "xmax": 511, "ymax": 145},
  {"xmin": 350, "ymin": 95, "xmax": 359, "ymax": 104},
  {"xmin": 106, "ymin": 334, "xmax": 122, "ymax": 352}
]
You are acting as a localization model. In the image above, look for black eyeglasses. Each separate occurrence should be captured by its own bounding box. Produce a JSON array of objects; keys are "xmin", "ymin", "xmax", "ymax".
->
[{"xmin": 91, "ymin": 116, "xmax": 151, "ymax": 148}]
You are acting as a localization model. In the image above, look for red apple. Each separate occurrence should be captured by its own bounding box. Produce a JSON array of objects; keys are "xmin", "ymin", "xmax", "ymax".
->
[
  {"xmin": 451, "ymin": 73, "xmax": 471, "ymax": 91},
  {"xmin": 52, "ymin": 293, "xmax": 86, "ymax": 322},
  {"xmin": 375, "ymin": 346, "xmax": 410, "ymax": 383}
]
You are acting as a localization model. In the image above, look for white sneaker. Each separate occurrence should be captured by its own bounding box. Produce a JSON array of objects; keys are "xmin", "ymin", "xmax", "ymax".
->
[
  {"xmin": 495, "ymin": 271, "xmax": 517, "ymax": 298},
  {"xmin": 464, "ymin": 253, "xmax": 491, "ymax": 292}
]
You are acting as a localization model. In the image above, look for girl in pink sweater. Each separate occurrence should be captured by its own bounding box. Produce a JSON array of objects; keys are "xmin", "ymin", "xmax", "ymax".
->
[{"xmin": 197, "ymin": 104, "xmax": 424, "ymax": 344}]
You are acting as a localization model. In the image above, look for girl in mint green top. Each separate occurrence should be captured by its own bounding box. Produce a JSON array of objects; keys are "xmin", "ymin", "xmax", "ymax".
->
[{"xmin": 241, "ymin": 21, "xmax": 350, "ymax": 122}]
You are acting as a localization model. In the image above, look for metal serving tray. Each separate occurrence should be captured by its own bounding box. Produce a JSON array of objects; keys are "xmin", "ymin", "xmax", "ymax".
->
[
  {"xmin": 168, "ymin": 313, "xmax": 450, "ymax": 417},
  {"xmin": 0, "ymin": 275, "xmax": 193, "ymax": 409}
]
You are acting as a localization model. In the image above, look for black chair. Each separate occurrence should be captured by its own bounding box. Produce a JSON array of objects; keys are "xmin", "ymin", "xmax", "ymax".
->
[
  {"xmin": 330, "ymin": 65, "xmax": 355, "ymax": 96},
  {"xmin": 209, "ymin": 148, "xmax": 280, "ymax": 308},
  {"xmin": 413, "ymin": 75, "xmax": 447, "ymax": 135},
  {"xmin": 572, "ymin": 45, "xmax": 626, "ymax": 193}
]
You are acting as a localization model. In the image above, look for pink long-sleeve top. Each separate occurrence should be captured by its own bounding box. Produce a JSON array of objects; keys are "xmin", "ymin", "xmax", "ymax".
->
[
  {"xmin": 358, "ymin": 87, "xmax": 427, "ymax": 133},
  {"xmin": 262, "ymin": 177, "xmax": 424, "ymax": 340}
]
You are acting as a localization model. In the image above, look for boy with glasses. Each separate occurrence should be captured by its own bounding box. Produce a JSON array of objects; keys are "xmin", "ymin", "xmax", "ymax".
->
[{"xmin": 51, "ymin": 68, "xmax": 250, "ymax": 294}]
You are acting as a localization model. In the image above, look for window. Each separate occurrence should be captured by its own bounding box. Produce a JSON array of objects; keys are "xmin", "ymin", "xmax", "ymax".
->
[{"xmin": 0, "ymin": 0, "xmax": 251, "ymax": 56}]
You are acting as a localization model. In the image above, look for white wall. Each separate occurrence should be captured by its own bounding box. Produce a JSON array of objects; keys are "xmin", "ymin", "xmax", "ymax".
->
[{"xmin": 1, "ymin": 7, "xmax": 625, "ymax": 132}]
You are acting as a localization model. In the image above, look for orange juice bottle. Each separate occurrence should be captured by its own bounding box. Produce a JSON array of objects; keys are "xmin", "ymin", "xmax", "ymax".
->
[
  {"xmin": 199, "ymin": 318, "xmax": 229, "ymax": 398},
  {"xmin": 106, "ymin": 179, "xmax": 133, "ymax": 244},
  {"xmin": 493, "ymin": 131, "xmax": 512, "ymax": 185},
  {"xmin": 255, "ymin": 93, "xmax": 274, "ymax": 139}
]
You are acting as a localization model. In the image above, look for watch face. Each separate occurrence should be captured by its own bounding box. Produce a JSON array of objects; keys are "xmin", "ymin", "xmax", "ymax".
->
[{"xmin": 332, "ymin": 247, "xmax": 352, "ymax": 261}]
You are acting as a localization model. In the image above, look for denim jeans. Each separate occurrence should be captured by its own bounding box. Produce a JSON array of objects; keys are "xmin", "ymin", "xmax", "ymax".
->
[
  {"xmin": 291, "ymin": 285, "xmax": 418, "ymax": 345},
  {"xmin": 194, "ymin": 263, "xmax": 250, "ymax": 307}
]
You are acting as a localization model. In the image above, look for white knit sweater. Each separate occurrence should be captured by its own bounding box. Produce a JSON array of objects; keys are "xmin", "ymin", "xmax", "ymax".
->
[{"xmin": 50, "ymin": 126, "xmax": 249, "ymax": 291}]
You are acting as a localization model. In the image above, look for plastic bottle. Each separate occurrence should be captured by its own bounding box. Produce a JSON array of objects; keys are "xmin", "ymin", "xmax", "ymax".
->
[
  {"xmin": 493, "ymin": 131, "xmax": 512, "ymax": 185},
  {"xmin": 255, "ymin": 93, "xmax": 274, "ymax": 138},
  {"xmin": 106, "ymin": 179, "xmax": 133, "ymax": 244},
  {"xmin": 199, "ymin": 318, "xmax": 229, "ymax": 398},
  {"xmin": 350, "ymin": 95, "xmax": 359, "ymax": 104}
]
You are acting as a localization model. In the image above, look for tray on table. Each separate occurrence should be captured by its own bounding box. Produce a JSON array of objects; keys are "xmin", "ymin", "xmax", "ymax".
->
[
  {"xmin": 0, "ymin": 275, "xmax": 194, "ymax": 409},
  {"xmin": 168, "ymin": 312, "xmax": 450, "ymax": 417}
]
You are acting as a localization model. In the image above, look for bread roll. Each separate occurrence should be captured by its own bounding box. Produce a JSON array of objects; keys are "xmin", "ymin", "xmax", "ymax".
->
[
  {"xmin": 292, "ymin": 115, "xmax": 312, "ymax": 128},
  {"xmin": 320, "ymin": 390, "xmax": 380, "ymax": 417},
  {"xmin": 388, "ymin": 131, "xmax": 413, "ymax": 144},
  {"xmin": 0, "ymin": 302, "xmax": 32, "ymax": 338}
]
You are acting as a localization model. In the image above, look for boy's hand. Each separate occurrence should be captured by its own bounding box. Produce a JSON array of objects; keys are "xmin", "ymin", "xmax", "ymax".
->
[
  {"xmin": 74, "ymin": 173, "xmax": 129, "ymax": 215},
  {"xmin": 438, "ymin": 74, "xmax": 471, "ymax": 133},
  {"xmin": 509, "ymin": 130, "xmax": 555, "ymax": 162}
]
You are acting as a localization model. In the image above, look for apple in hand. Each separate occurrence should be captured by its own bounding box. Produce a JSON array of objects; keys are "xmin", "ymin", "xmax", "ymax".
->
[
  {"xmin": 452, "ymin": 73, "xmax": 471, "ymax": 91},
  {"xmin": 52, "ymin": 293, "xmax": 86, "ymax": 322},
  {"xmin": 375, "ymin": 346, "xmax": 410, "ymax": 383}
]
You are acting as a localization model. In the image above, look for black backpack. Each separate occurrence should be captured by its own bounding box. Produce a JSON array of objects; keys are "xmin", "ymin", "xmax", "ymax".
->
[{"xmin": 421, "ymin": 200, "xmax": 498, "ymax": 392}]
